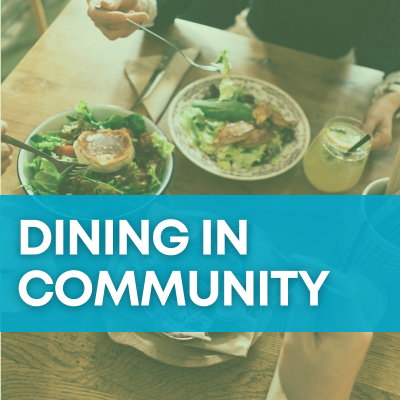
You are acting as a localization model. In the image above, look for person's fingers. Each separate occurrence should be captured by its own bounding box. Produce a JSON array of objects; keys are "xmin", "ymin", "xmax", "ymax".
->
[
  {"xmin": 1, "ymin": 156, "xmax": 12, "ymax": 175},
  {"xmin": 95, "ymin": 23, "xmax": 135, "ymax": 40},
  {"xmin": 370, "ymin": 120, "xmax": 392, "ymax": 151},
  {"xmin": 88, "ymin": 4, "xmax": 127, "ymax": 24},
  {"xmin": 100, "ymin": 0, "xmax": 122, "ymax": 11},
  {"xmin": 126, "ymin": 11, "xmax": 149, "ymax": 25},
  {"xmin": 104, "ymin": 21, "xmax": 131, "ymax": 30},
  {"xmin": 365, "ymin": 106, "xmax": 393, "ymax": 151},
  {"xmin": 106, "ymin": 11, "xmax": 148, "ymax": 29},
  {"xmin": 1, "ymin": 120, "xmax": 8, "ymax": 136},
  {"xmin": 1, "ymin": 142, "xmax": 13, "ymax": 158}
]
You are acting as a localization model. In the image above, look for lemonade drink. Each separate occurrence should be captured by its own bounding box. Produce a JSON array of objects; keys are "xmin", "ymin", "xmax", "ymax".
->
[{"xmin": 303, "ymin": 117, "xmax": 372, "ymax": 193}]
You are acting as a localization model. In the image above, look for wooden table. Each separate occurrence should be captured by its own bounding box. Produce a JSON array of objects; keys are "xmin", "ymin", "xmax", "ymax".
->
[{"xmin": 1, "ymin": 0, "xmax": 400, "ymax": 399}]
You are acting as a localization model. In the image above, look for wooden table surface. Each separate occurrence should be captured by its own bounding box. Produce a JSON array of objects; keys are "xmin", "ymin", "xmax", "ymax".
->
[{"xmin": 1, "ymin": 0, "xmax": 400, "ymax": 399}]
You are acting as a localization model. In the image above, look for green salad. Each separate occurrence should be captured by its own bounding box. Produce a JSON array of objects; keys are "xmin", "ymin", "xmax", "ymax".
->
[
  {"xmin": 22, "ymin": 101, "xmax": 174, "ymax": 195},
  {"xmin": 180, "ymin": 50, "xmax": 298, "ymax": 171}
]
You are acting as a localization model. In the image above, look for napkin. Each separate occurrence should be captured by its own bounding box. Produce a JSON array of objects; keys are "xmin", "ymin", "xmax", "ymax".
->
[
  {"xmin": 125, "ymin": 47, "xmax": 201, "ymax": 122},
  {"xmin": 164, "ymin": 332, "xmax": 256, "ymax": 357}
]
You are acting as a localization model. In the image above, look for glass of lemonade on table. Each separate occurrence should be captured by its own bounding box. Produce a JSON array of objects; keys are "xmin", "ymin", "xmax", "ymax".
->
[{"xmin": 303, "ymin": 116, "xmax": 372, "ymax": 193}]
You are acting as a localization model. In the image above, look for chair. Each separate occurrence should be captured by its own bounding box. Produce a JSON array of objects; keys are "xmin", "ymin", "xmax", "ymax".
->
[{"xmin": 29, "ymin": 0, "xmax": 47, "ymax": 36}]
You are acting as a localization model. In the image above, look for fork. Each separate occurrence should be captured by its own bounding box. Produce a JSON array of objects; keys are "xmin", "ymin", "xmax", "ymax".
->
[
  {"xmin": 94, "ymin": 5, "xmax": 219, "ymax": 72},
  {"xmin": 3, "ymin": 135, "xmax": 89, "ymax": 178}
]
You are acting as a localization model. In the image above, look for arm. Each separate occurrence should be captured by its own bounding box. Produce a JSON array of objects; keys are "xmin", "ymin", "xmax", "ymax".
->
[
  {"xmin": 355, "ymin": 0, "xmax": 400, "ymax": 150},
  {"xmin": 266, "ymin": 256, "xmax": 372, "ymax": 400},
  {"xmin": 365, "ymin": 86, "xmax": 400, "ymax": 151},
  {"xmin": 267, "ymin": 332, "xmax": 372, "ymax": 400}
]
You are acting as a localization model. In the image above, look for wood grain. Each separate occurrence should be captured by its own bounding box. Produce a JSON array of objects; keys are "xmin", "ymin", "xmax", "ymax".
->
[
  {"xmin": 1, "ymin": 0, "xmax": 400, "ymax": 399},
  {"xmin": 28, "ymin": 0, "xmax": 47, "ymax": 36},
  {"xmin": 2, "ymin": 332, "xmax": 400, "ymax": 399}
]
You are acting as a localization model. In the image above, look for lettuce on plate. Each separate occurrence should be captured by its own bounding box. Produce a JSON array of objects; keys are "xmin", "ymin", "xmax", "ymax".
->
[
  {"xmin": 23, "ymin": 158, "xmax": 62, "ymax": 195},
  {"xmin": 151, "ymin": 132, "xmax": 175, "ymax": 158},
  {"xmin": 180, "ymin": 108, "xmax": 270, "ymax": 171},
  {"xmin": 212, "ymin": 50, "xmax": 234, "ymax": 101}
]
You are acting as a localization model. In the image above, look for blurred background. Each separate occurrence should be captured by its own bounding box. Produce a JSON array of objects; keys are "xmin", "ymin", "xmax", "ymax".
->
[{"xmin": 1, "ymin": 0, "xmax": 70, "ymax": 82}]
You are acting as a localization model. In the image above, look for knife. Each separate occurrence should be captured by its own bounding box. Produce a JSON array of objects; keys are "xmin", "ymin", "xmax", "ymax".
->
[{"xmin": 130, "ymin": 43, "xmax": 178, "ymax": 110}]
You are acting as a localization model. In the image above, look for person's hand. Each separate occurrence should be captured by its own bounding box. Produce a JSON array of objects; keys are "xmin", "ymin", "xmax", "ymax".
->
[
  {"xmin": 87, "ymin": 0, "xmax": 149, "ymax": 40},
  {"xmin": 1, "ymin": 121, "xmax": 13, "ymax": 175},
  {"xmin": 365, "ymin": 92, "xmax": 400, "ymax": 151},
  {"xmin": 278, "ymin": 332, "xmax": 372, "ymax": 400}
]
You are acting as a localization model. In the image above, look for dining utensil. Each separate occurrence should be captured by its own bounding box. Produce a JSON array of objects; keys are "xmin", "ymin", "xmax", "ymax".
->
[
  {"xmin": 94, "ymin": 5, "xmax": 218, "ymax": 72},
  {"xmin": 108, "ymin": 332, "xmax": 262, "ymax": 367},
  {"xmin": 16, "ymin": 105, "xmax": 174, "ymax": 196},
  {"xmin": 168, "ymin": 75, "xmax": 310, "ymax": 181},
  {"xmin": 130, "ymin": 43, "xmax": 178, "ymax": 110},
  {"xmin": 385, "ymin": 140, "xmax": 400, "ymax": 195},
  {"xmin": 125, "ymin": 46, "xmax": 201, "ymax": 122},
  {"xmin": 4, "ymin": 134, "xmax": 88, "ymax": 177}
]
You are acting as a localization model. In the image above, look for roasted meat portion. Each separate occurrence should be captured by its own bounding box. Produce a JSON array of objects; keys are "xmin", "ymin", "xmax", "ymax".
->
[
  {"xmin": 253, "ymin": 103, "xmax": 273, "ymax": 127},
  {"xmin": 271, "ymin": 110, "xmax": 298, "ymax": 129},
  {"xmin": 213, "ymin": 121, "xmax": 254, "ymax": 146},
  {"xmin": 240, "ymin": 128, "xmax": 276, "ymax": 148}
]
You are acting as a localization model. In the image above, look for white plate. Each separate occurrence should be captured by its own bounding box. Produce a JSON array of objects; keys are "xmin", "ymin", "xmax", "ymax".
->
[
  {"xmin": 17, "ymin": 105, "xmax": 174, "ymax": 195},
  {"xmin": 168, "ymin": 75, "xmax": 310, "ymax": 181}
]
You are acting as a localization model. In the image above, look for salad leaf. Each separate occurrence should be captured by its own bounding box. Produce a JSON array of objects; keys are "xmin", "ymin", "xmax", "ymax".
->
[
  {"xmin": 192, "ymin": 99, "xmax": 253, "ymax": 122},
  {"xmin": 101, "ymin": 113, "xmax": 147, "ymax": 136},
  {"xmin": 147, "ymin": 163, "xmax": 161, "ymax": 193},
  {"xmin": 61, "ymin": 119, "xmax": 86, "ymax": 141},
  {"xmin": 102, "ymin": 115, "xmax": 125, "ymax": 130},
  {"xmin": 24, "ymin": 158, "xmax": 62, "ymax": 195},
  {"xmin": 29, "ymin": 132, "xmax": 64, "ymax": 153},
  {"xmin": 212, "ymin": 50, "xmax": 234, "ymax": 101},
  {"xmin": 264, "ymin": 136, "xmax": 283, "ymax": 165},
  {"xmin": 231, "ymin": 144, "xmax": 267, "ymax": 169},
  {"xmin": 75, "ymin": 100, "xmax": 96, "ymax": 123},
  {"xmin": 24, "ymin": 157, "xmax": 42, "ymax": 176},
  {"xmin": 124, "ymin": 114, "xmax": 147, "ymax": 135},
  {"xmin": 151, "ymin": 132, "xmax": 175, "ymax": 158},
  {"xmin": 218, "ymin": 79, "xmax": 235, "ymax": 102},
  {"xmin": 93, "ymin": 182, "xmax": 124, "ymax": 195},
  {"xmin": 180, "ymin": 108, "xmax": 224, "ymax": 154}
]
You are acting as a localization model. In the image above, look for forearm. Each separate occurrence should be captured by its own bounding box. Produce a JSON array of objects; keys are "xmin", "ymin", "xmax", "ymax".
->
[
  {"xmin": 266, "ymin": 355, "xmax": 288, "ymax": 400},
  {"xmin": 373, "ymin": 71, "xmax": 400, "ymax": 118}
]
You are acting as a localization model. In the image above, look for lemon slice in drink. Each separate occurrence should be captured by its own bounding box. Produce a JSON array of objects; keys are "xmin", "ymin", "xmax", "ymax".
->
[{"xmin": 326, "ymin": 128, "xmax": 361, "ymax": 150}]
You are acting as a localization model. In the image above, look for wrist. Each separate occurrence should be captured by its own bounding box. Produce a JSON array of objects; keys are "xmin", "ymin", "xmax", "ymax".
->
[{"xmin": 384, "ymin": 91, "xmax": 400, "ymax": 114}]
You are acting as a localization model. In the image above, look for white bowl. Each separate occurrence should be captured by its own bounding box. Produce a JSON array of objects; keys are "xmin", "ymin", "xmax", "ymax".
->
[
  {"xmin": 17, "ymin": 105, "xmax": 174, "ymax": 195},
  {"xmin": 362, "ymin": 178, "xmax": 389, "ymax": 195},
  {"xmin": 168, "ymin": 75, "xmax": 310, "ymax": 181}
]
